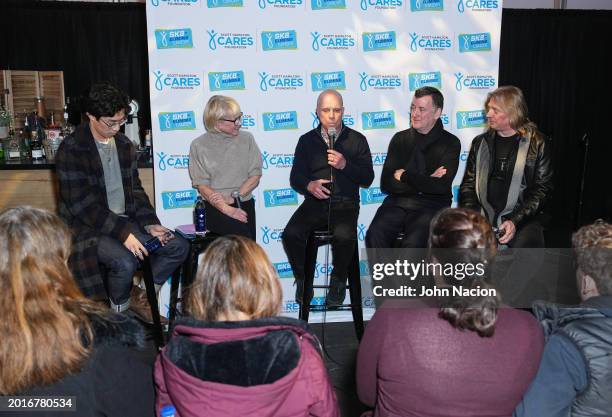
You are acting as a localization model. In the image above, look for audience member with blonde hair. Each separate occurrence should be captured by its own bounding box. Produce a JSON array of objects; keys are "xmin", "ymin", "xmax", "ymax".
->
[
  {"xmin": 155, "ymin": 235, "xmax": 339, "ymax": 417},
  {"xmin": 357, "ymin": 208, "xmax": 544, "ymax": 417},
  {"xmin": 0, "ymin": 207, "xmax": 154, "ymax": 417}
]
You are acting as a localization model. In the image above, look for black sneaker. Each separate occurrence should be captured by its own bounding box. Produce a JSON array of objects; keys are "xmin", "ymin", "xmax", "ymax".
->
[{"xmin": 325, "ymin": 276, "xmax": 346, "ymax": 308}]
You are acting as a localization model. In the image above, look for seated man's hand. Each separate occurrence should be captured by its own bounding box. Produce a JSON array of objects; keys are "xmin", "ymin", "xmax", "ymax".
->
[
  {"xmin": 327, "ymin": 149, "xmax": 346, "ymax": 170},
  {"xmin": 145, "ymin": 224, "xmax": 172, "ymax": 245},
  {"xmin": 430, "ymin": 166, "xmax": 447, "ymax": 178},
  {"xmin": 498, "ymin": 220, "xmax": 516, "ymax": 244},
  {"xmin": 307, "ymin": 179, "xmax": 332, "ymax": 199},
  {"xmin": 394, "ymin": 169, "xmax": 405, "ymax": 181},
  {"xmin": 123, "ymin": 233, "xmax": 148, "ymax": 260}
]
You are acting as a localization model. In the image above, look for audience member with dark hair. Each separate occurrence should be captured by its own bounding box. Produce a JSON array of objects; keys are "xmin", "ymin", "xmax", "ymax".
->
[
  {"xmin": 56, "ymin": 82, "xmax": 189, "ymax": 321},
  {"xmin": 0, "ymin": 207, "xmax": 155, "ymax": 417},
  {"xmin": 357, "ymin": 208, "xmax": 544, "ymax": 417},
  {"xmin": 514, "ymin": 220, "xmax": 612, "ymax": 417},
  {"xmin": 155, "ymin": 235, "xmax": 339, "ymax": 417}
]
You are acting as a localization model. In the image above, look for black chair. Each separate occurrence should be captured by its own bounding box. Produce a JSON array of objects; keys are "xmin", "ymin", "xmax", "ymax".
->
[
  {"xmin": 139, "ymin": 256, "xmax": 170, "ymax": 349},
  {"xmin": 299, "ymin": 228, "xmax": 364, "ymax": 340}
]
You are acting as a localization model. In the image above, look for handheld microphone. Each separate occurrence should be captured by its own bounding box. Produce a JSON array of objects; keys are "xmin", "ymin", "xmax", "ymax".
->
[
  {"xmin": 327, "ymin": 127, "xmax": 336, "ymax": 149},
  {"xmin": 231, "ymin": 191, "xmax": 242, "ymax": 210}
]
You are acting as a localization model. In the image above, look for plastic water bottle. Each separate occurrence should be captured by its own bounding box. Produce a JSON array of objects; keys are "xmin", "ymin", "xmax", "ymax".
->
[
  {"xmin": 194, "ymin": 196, "xmax": 206, "ymax": 234},
  {"xmin": 160, "ymin": 405, "xmax": 176, "ymax": 417}
]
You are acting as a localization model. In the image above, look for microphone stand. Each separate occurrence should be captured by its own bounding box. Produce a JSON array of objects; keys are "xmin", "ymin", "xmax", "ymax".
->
[{"xmin": 576, "ymin": 133, "xmax": 589, "ymax": 228}]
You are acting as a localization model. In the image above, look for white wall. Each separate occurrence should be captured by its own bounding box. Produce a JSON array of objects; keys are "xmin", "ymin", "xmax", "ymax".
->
[{"xmin": 504, "ymin": 0, "xmax": 612, "ymax": 9}]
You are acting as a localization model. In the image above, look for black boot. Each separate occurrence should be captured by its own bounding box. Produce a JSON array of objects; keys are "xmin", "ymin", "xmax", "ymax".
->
[
  {"xmin": 295, "ymin": 278, "xmax": 313, "ymax": 306},
  {"xmin": 325, "ymin": 275, "xmax": 346, "ymax": 308}
]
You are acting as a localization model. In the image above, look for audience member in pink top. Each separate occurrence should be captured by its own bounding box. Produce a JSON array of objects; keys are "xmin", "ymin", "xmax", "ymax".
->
[
  {"xmin": 357, "ymin": 208, "xmax": 544, "ymax": 417},
  {"xmin": 155, "ymin": 235, "xmax": 339, "ymax": 417}
]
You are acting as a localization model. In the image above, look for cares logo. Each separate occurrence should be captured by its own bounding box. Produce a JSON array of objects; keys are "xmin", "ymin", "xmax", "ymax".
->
[
  {"xmin": 207, "ymin": 30, "xmax": 254, "ymax": 50},
  {"xmin": 310, "ymin": 112, "xmax": 354, "ymax": 128},
  {"xmin": 311, "ymin": 32, "xmax": 356, "ymax": 51},
  {"xmin": 260, "ymin": 226, "xmax": 284, "ymax": 245},
  {"xmin": 207, "ymin": 71, "xmax": 246, "ymax": 91},
  {"xmin": 153, "ymin": 71, "xmax": 201, "ymax": 91},
  {"xmin": 262, "ymin": 111, "xmax": 299, "ymax": 131},
  {"xmin": 362, "ymin": 31, "xmax": 397, "ymax": 52},
  {"xmin": 261, "ymin": 151, "xmax": 295, "ymax": 169},
  {"xmin": 310, "ymin": 71, "xmax": 346, "ymax": 91},
  {"xmin": 410, "ymin": 0, "xmax": 443, "ymax": 11},
  {"xmin": 156, "ymin": 152, "xmax": 189, "ymax": 171},
  {"xmin": 408, "ymin": 71, "xmax": 442, "ymax": 91},
  {"xmin": 259, "ymin": 72, "xmax": 305, "ymax": 92},
  {"xmin": 264, "ymin": 188, "xmax": 299, "ymax": 207},
  {"xmin": 457, "ymin": 0, "xmax": 498, "ymax": 13},
  {"xmin": 161, "ymin": 189, "xmax": 197, "ymax": 210},
  {"xmin": 258, "ymin": 0, "xmax": 303, "ymax": 8},
  {"xmin": 362, "ymin": 111, "xmax": 395, "ymax": 130},
  {"xmin": 150, "ymin": 0, "xmax": 199, "ymax": 7},
  {"xmin": 261, "ymin": 30, "xmax": 298, "ymax": 51},
  {"xmin": 274, "ymin": 262, "xmax": 294, "ymax": 278},
  {"xmin": 360, "ymin": 187, "xmax": 387, "ymax": 204},
  {"xmin": 371, "ymin": 152, "xmax": 387, "ymax": 166},
  {"xmin": 207, "ymin": 0, "xmax": 242, "ymax": 7},
  {"xmin": 409, "ymin": 32, "xmax": 452, "ymax": 52},
  {"xmin": 155, "ymin": 29, "xmax": 193, "ymax": 49},
  {"xmin": 454, "ymin": 72, "xmax": 496, "ymax": 91},
  {"xmin": 359, "ymin": 72, "xmax": 402, "ymax": 91},
  {"xmin": 360, "ymin": 0, "xmax": 403, "ymax": 11},
  {"xmin": 456, "ymin": 110, "xmax": 487, "ymax": 129}
]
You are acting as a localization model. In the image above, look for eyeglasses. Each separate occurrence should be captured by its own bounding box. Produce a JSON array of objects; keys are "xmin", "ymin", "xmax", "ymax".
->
[
  {"xmin": 100, "ymin": 117, "xmax": 128, "ymax": 129},
  {"xmin": 220, "ymin": 112, "xmax": 243, "ymax": 126}
]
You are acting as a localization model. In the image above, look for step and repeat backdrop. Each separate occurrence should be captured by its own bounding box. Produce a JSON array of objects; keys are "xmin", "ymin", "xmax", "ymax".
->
[{"xmin": 146, "ymin": 0, "xmax": 503, "ymax": 321}]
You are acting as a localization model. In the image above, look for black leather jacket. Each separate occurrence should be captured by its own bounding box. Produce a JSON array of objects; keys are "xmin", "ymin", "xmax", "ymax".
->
[{"xmin": 459, "ymin": 129, "xmax": 553, "ymax": 227}]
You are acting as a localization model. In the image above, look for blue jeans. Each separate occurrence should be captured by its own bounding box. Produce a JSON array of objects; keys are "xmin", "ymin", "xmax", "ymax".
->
[{"xmin": 97, "ymin": 222, "xmax": 189, "ymax": 305}]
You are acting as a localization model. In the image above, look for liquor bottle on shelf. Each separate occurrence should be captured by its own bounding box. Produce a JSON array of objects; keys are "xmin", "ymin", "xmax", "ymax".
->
[
  {"xmin": 62, "ymin": 98, "xmax": 75, "ymax": 136},
  {"xmin": 30, "ymin": 118, "xmax": 45, "ymax": 160}
]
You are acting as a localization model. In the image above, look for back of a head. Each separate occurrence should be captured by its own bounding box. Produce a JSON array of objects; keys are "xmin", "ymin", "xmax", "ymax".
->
[
  {"xmin": 572, "ymin": 219, "xmax": 612, "ymax": 296},
  {"xmin": 85, "ymin": 82, "xmax": 130, "ymax": 119},
  {"xmin": 0, "ymin": 207, "xmax": 95, "ymax": 394},
  {"xmin": 187, "ymin": 235, "xmax": 282, "ymax": 321},
  {"xmin": 429, "ymin": 208, "xmax": 500, "ymax": 337}
]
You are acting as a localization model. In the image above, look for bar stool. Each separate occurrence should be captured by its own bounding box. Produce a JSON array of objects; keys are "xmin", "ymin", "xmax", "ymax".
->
[
  {"xmin": 299, "ymin": 228, "xmax": 364, "ymax": 340},
  {"xmin": 139, "ymin": 256, "xmax": 168, "ymax": 349},
  {"xmin": 167, "ymin": 231, "xmax": 220, "ymax": 330}
]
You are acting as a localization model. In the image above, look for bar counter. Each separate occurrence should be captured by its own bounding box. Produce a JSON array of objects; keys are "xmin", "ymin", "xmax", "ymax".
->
[{"xmin": 0, "ymin": 160, "xmax": 154, "ymax": 212}]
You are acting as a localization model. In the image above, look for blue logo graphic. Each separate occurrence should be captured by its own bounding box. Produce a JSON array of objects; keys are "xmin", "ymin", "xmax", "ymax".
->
[
  {"xmin": 153, "ymin": 71, "xmax": 201, "ymax": 91},
  {"xmin": 258, "ymin": 72, "xmax": 305, "ymax": 92},
  {"xmin": 151, "ymin": 0, "xmax": 199, "ymax": 7},
  {"xmin": 161, "ymin": 189, "xmax": 198, "ymax": 210},
  {"xmin": 362, "ymin": 31, "xmax": 397, "ymax": 52},
  {"xmin": 452, "ymin": 185, "xmax": 460, "ymax": 204},
  {"xmin": 261, "ymin": 30, "xmax": 298, "ymax": 51},
  {"xmin": 359, "ymin": 260, "xmax": 370, "ymax": 277},
  {"xmin": 408, "ymin": 71, "xmax": 442, "ymax": 91},
  {"xmin": 440, "ymin": 113, "xmax": 450, "ymax": 126},
  {"xmin": 155, "ymin": 29, "xmax": 193, "ymax": 49},
  {"xmin": 258, "ymin": 0, "xmax": 302, "ymax": 8},
  {"xmin": 260, "ymin": 226, "xmax": 284, "ymax": 245},
  {"xmin": 207, "ymin": 30, "xmax": 254, "ymax": 50},
  {"xmin": 359, "ymin": 72, "xmax": 402, "ymax": 91},
  {"xmin": 371, "ymin": 152, "xmax": 387, "ymax": 166},
  {"xmin": 310, "ymin": 71, "xmax": 346, "ymax": 91},
  {"xmin": 360, "ymin": 0, "xmax": 403, "ymax": 10},
  {"xmin": 311, "ymin": 0, "xmax": 346, "ymax": 9},
  {"xmin": 261, "ymin": 151, "xmax": 294, "ymax": 169},
  {"xmin": 274, "ymin": 262, "xmax": 294, "ymax": 278},
  {"xmin": 207, "ymin": 71, "xmax": 246, "ymax": 91},
  {"xmin": 311, "ymin": 32, "xmax": 355, "ymax": 51},
  {"xmin": 410, "ymin": 0, "xmax": 443, "ymax": 11},
  {"xmin": 409, "ymin": 32, "xmax": 452, "ymax": 52},
  {"xmin": 207, "ymin": 0, "xmax": 242, "ymax": 7},
  {"xmin": 357, "ymin": 224, "xmax": 367, "ymax": 241},
  {"xmin": 262, "ymin": 111, "xmax": 299, "ymax": 131},
  {"xmin": 158, "ymin": 111, "xmax": 197, "ymax": 131},
  {"xmin": 458, "ymin": 32, "xmax": 492, "ymax": 52},
  {"xmin": 454, "ymin": 72, "xmax": 496, "ymax": 91},
  {"xmin": 457, "ymin": 0, "xmax": 498, "ymax": 13},
  {"xmin": 362, "ymin": 111, "xmax": 395, "ymax": 130},
  {"xmin": 156, "ymin": 152, "xmax": 190, "ymax": 171},
  {"xmin": 360, "ymin": 187, "xmax": 387, "ymax": 204},
  {"xmin": 456, "ymin": 110, "xmax": 487, "ymax": 129},
  {"xmin": 264, "ymin": 188, "xmax": 299, "ymax": 207}
]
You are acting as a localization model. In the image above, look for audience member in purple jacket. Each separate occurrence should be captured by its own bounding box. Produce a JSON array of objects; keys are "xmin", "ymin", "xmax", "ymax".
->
[
  {"xmin": 155, "ymin": 236, "xmax": 339, "ymax": 417},
  {"xmin": 357, "ymin": 208, "xmax": 544, "ymax": 417}
]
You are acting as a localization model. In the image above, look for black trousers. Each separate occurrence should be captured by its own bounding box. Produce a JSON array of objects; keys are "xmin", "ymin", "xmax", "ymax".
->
[
  {"xmin": 282, "ymin": 198, "xmax": 359, "ymax": 282},
  {"xmin": 366, "ymin": 196, "xmax": 445, "ymax": 248},
  {"xmin": 205, "ymin": 198, "xmax": 256, "ymax": 240}
]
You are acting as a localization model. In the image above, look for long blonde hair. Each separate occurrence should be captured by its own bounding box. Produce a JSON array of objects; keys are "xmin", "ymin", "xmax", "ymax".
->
[
  {"xmin": 0, "ymin": 207, "xmax": 104, "ymax": 394},
  {"xmin": 485, "ymin": 85, "xmax": 539, "ymax": 139},
  {"xmin": 187, "ymin": 235, "xmax": 282, "ymax": 321}
]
